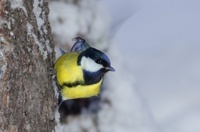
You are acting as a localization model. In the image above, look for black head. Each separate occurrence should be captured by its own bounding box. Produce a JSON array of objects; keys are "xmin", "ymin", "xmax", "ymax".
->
[
  {"xmin": 78, "ymin": 47, "xmax": 115, "ymax": 73},
  {"xmin": 77, "ymin": 47, "xmax": 114, "ymax": 85}
]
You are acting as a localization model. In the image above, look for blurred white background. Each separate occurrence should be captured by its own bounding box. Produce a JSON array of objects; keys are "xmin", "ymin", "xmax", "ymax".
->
[{"xmin": 101, "ymin": 0, "xmax": 200, "ymax": 132}]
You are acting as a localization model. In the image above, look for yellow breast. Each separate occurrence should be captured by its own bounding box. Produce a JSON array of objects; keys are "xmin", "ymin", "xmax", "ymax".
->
[
  {"xmin": 61, "ymin": 80, "xmax": 102, "ymax": 100},
  {"xmin": 54, "ymin": 52, "xmax": 103, "ymax": 100},
  {"xmin": 54, "ymin": 52, "xmax": 84, "ymax": 85}
]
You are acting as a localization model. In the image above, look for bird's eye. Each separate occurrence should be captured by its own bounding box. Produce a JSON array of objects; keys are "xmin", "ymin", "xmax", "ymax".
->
[{"xmin": 96, "ymin": 59, "xmax": 101, "ymax": 64}]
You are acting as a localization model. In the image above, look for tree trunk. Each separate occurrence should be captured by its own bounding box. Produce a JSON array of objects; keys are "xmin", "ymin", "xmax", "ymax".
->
[{"xmin": 0, "ymin": 0, "xmax": 55, "ymax": 131}]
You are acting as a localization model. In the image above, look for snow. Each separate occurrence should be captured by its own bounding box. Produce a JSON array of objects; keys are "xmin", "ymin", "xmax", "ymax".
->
[
  {"xmin": 55, "ymin": 109, "xmax": 64, "ymax": 132},
  {"xmin": 62, "ymin": 114, "xmax": 97, "ymax": 132},
  {"xmin": 24, "ymin": 123, "xmax": 31, "ymax": 131},
  {"xmin": 0, "ymin": 50, "xmax": 7, "ymax": 79},
  {"xmin": 0, "ymin": 35, "xmax": 12, "ymax": 80},
  {"xmin": 102, "ymin": 0, "xmax": 200, "ymax": 131},
  {"xmin": 49, "ymin": 2, "xmax": 79, "ymax": 49},
  {"xmin": 33, "ymin": 0, "xmax": 44, "ymax": 34},
  {"xmin": 0, "ymin": 19, "xmax": 12, "ymax": 30},
  {"xmin": 26, "ymin": 22, "xmax": 48, "ymax": 60},
  {"xmin": 7, "ymin": 0, "xmax": 52, "ymax": 60},
  {"xmin": 49, "ymin": 0, "xmax": 159, "ymax": 132},
  {"xmin": 49, "ymin": 1, "xmax": 110, "ymax": 60},
  {"xmin": 33, "ymin": 0, "xmax": 52, "ymax": 54},
  {"xmin": 10, "ymin": 0, "xmax": 27, "ymax": 15},
  {"xmin": 49, "ymin": 1, "xmax": 113, "ymax": 131},
  {"xmin": 98, "ymin": 43, "xmax": 158, "ymax": 132},
  {"xmin": 9, "ymin": 32, "xmax": 14, "ymax": 36}
]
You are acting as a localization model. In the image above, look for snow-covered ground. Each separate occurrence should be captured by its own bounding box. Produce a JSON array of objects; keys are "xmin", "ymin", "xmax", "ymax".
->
[{"xmin": 101, "ymin": 0, "xmax": 200, "ymax": 132}]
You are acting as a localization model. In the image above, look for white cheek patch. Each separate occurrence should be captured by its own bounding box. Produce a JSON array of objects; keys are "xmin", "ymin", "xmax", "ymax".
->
[{"xmin": 80, "ymin": 56, "xmax": 103, "ymax": 72}]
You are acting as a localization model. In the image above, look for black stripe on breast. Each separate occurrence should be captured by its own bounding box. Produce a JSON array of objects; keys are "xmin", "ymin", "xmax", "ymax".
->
[
  {"xmin": 83, "ymin": 70, "xmax": 105, "ymax": 85},
  {"xmin": 61, "ymin": 81, "xmax": 84, "ymax": 88}
]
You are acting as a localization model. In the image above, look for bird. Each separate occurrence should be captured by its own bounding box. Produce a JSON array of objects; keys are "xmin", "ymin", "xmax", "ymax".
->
[{"xmin": 54, "ymin": 37, "xmax": 115, "ymax": 100}]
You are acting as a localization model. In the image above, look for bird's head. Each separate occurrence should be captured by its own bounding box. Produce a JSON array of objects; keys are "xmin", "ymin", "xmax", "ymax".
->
[{"xmin": 78, "ymin": 47, "xmax": 115, "ymax": 74}]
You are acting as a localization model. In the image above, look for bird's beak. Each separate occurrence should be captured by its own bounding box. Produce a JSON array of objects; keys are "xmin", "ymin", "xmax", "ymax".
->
[{"xmin": 105, "ymin": 66, "xmax": 115, "ymax": 72}]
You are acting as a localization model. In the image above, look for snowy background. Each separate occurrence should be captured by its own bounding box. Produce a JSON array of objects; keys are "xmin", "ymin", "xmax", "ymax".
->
[
  {"xmin": 49, "ymin": 0, "xmax": 200, "ymax": 132},
  {"xmin": 101, "ymin": 0, "xmax": 200, "ymax": 132}
]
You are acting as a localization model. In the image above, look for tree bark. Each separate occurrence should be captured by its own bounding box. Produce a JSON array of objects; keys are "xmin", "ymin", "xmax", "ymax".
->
[{"xmin": 0, "ymin": 0, "xmax": 55, "ymax": 131}]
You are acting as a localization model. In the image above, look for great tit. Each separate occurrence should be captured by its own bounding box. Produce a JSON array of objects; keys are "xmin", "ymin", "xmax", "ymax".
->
[{"xmin": 54, "ymin": 37, "xmax": 115, "ymax": 100}]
